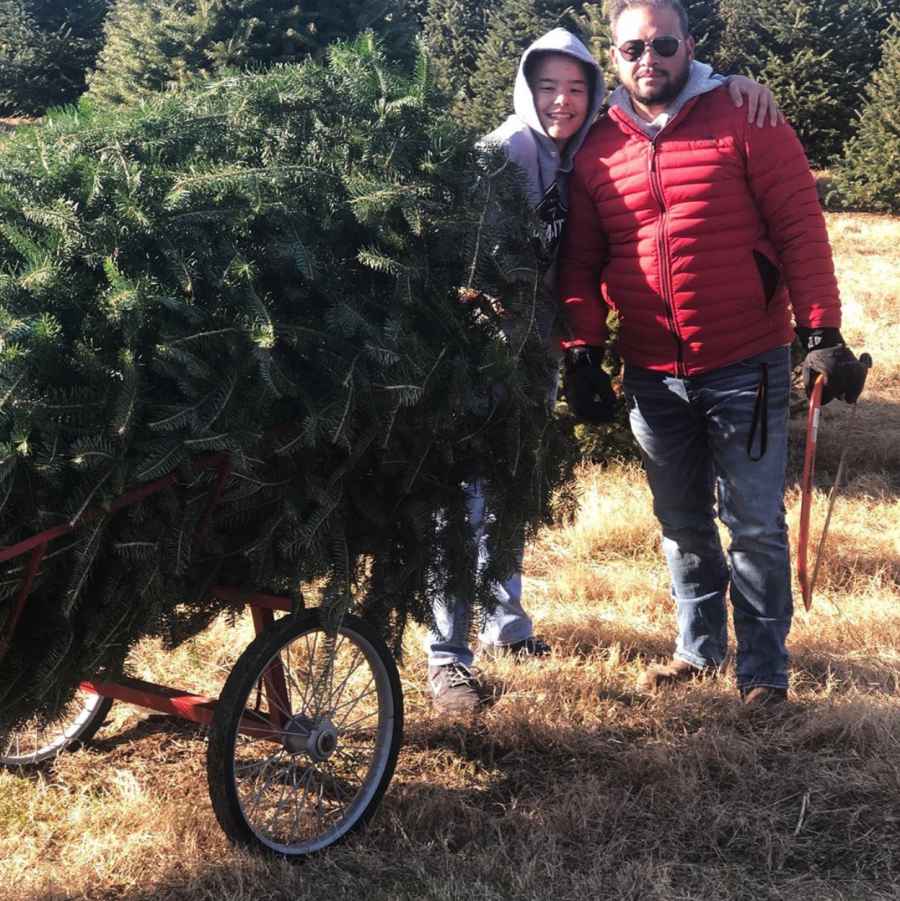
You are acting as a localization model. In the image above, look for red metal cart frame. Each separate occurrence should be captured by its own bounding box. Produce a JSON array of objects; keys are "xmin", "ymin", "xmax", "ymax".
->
[{"xmin": 0, "ymin": 453, "xmax": 403, "ymax": 856}]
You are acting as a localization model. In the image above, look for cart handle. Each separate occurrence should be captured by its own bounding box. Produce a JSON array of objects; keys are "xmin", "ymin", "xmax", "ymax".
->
[{"xmin": 0, "ymin": 452, "xmax": 230, "ymax": 657}]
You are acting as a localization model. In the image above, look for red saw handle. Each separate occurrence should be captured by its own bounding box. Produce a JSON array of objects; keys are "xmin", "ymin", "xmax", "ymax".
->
[
  {"xmin": 796, "ymin": 352, "xmax": 873, "ymax": 611},
  {"xmin": 797, "ymin": 375, "xmax": 824, "ymax": 611}
]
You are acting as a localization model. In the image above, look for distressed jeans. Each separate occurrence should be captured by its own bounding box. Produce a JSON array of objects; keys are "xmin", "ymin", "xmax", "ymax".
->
[
  {"xmin": 424, "ymin": 482, "xmax": 533, "ymax": 668},
  {"xmin": 624, "ymin": 346, "xmax": 793, "ymax": 691},
  {"xmin": 425, "ymin": 363, "xmax": 560, "ymax": 669}
]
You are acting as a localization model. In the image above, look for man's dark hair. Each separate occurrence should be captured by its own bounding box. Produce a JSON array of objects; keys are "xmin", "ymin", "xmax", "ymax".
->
[{"xmin": 607, "ymin": 0, "xmax": 690, "ymax": 40}]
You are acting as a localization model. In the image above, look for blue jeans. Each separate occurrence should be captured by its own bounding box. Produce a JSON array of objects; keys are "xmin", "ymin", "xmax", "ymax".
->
[
  {"xmin": 624, "ymin": 347, "xmax": 793, "ymax": 691},
  {"xmin": 425, "ymin": 364, "xmax": 561, "ymax": 669},
  {"xmin": 424, "ymin": 482, "xmax": 533, "ymax": 667}
]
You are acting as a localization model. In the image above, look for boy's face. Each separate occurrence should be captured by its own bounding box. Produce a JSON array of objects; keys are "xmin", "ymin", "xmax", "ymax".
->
[{"xmin": 531, "ymin": 55, "xmax": 590, "ymax": 148}]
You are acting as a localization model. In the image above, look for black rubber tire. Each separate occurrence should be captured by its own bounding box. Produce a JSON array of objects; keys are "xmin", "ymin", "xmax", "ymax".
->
[
  {"xmin": 207, "ymin": 610, "xmax": 403, "ymax": 856},
  {"xmin": 0, "ymin": 691, "xmax": 113, "ymax": 767}
]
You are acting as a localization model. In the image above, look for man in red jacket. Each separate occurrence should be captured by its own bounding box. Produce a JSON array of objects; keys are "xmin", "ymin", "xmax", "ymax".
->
[{"xmin": 558, "ymin": 0, "xmax": 868, "ymax": 706}]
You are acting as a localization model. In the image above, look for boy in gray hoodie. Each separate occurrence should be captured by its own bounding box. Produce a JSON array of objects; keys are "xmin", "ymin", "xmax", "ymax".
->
[{"xmin": 425, "ymin": 28, "xmax": 780, "ymax": 714}]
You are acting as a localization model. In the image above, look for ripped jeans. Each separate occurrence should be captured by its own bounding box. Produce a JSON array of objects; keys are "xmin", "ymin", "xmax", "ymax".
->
[
  {"xmin": 624, "ymin": 346, "xmax": 793, "ymax": 691},
  {"xmin": 424, "ymin": 482, "xmax": 533, "ymax": 668}
]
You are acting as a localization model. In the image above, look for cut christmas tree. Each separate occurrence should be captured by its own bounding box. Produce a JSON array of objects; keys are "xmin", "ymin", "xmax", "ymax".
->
[
  {"xmin": 0, "ymin": 37, "xmax": 574, "ymax": 728},
  {"xmin": 86, "ymin": 0, "xmax": 420, "ymax": 106}
]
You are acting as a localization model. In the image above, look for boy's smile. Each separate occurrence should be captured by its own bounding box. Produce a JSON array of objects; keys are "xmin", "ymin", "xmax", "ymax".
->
[{"xmin": 531, "ymin": 55, "xmax": 590, "ymax": 148}]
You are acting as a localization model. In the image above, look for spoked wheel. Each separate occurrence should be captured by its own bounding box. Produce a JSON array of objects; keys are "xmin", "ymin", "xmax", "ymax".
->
[
  {"xmin": 207, "ymin": 609, "xmax": 403, "ymax": 856},
  {"xmin": 0, "ymin": 689, "xmax": 113, "ymax": 767}
]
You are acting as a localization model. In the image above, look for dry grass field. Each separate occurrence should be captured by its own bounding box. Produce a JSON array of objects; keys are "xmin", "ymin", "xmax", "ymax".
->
[{"xmin": 1, "ymin": 212, "xmax": 899, "ymax": 901}]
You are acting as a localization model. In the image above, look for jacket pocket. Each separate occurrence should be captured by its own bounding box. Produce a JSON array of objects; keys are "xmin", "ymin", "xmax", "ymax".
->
[{"xmin": 752, "ymin": 249, "xmax": 781, "ymax": 308}]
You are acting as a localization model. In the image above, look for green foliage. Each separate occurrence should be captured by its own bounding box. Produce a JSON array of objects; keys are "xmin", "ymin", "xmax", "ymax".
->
[
  {"xmin": 715, "ymin": 0, "xmax": 893, "ymax": 167},
  {"xmin": 458, "ymin": 0, "xmax": 583, "ymax": 133},
  {"xmin": 829, "ymin": 16, "xmax": 900, "ymax": 214},
  {"xmin": 568, "ymin": 409, "xmax": 639, "ymax": 465},
  {"xmin": 87, "ymin": 0, "xmax": 420, "ymax": 106},
  {"xmin": 421, "ymin": 0, "xmax": 492, "ymax": 114},
  {"xmin": 678, "ymin": 0, "xmax": 727, "ymax": 59},
  {"xmin": 0, "ymin": 38, "xmax": 575, "ymax": 727},
  {"xmin": 0, "ymin": 0, "xmax": 111, "ymax": 115},
  {"xmin": 560, "ymin": 312, "xmax": 639, "ymax": 465}
]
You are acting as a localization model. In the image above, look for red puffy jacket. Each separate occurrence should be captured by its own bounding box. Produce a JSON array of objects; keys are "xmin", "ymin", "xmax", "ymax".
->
[{"xmin": 558, "ymin": 87, "xmax": 841, "ymax": 376}]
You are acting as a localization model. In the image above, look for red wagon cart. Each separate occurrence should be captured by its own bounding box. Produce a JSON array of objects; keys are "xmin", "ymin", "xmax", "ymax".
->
[{"xmin": 0, "ymin": 454, "xmax": 404, "ymax": 857}]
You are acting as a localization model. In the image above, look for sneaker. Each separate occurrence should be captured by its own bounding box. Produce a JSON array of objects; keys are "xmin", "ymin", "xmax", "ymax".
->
[
  {"xmin": 478, "ymin": 636, "xmax": 552, "ymax": 660},
  {"xmin": 428, "ymin": 663, "xmax": 485, "ymax": 714},
  {"xmin": 741, "ymin": 686, "xmax": 788, "ymax": 707},
  {"xmin": 637, "ymin": 658, "xmax": 717, "ymax": 693}
]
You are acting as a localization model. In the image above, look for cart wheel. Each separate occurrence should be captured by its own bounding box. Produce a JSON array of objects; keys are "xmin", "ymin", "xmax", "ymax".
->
[
  {"xmin": 207, "ymin": 609, "xmax": 403, "ymax": 856},
  {"xmin": 0, "ymin": 690, "xmax": 113, "ymax": 767}
]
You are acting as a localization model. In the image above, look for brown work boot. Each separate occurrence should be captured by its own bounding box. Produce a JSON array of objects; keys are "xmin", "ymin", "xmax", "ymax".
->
[
  {"xmin": 742, "ymin": 686, "xmax": 788, "ymax": 708},
  {"xmin": 637, "ymin": 658, "xmax": 717, "ymax": 693},
  {"xmin": 428, "ymin": 662, "xmax": 486, "ymax": 714}
]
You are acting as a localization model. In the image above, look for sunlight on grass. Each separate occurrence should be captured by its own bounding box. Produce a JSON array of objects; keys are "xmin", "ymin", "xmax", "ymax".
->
[{"xmin": 1, "ymin": 213, "xmax": 899, "ymax": 900}]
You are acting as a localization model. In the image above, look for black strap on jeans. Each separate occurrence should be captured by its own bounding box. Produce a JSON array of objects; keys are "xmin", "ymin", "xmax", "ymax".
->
[{"xmin": 747, "ymin": 362, "xmax": 768, "ymax": 461}]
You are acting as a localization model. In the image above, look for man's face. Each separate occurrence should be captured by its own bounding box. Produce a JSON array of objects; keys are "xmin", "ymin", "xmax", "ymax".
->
[
  {"xmin": 531, "ymin": 55, "xmax": 590, "ymax": 147},
  {"xmin": 610, "ymin": 5, "xmax": 695, "ymax": 114}
]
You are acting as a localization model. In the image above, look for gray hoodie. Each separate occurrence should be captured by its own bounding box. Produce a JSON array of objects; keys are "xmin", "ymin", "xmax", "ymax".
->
[
  {"xmin": 479, "ymin": 29, "xmax": 607, "ymax": 344},
  {"xmin": 608, "ymin": 61, "xmax": 725, "ymax": 138},
  {"xmin": 481, "ymin": 28, "xmax": 607, "ymax": 250}
]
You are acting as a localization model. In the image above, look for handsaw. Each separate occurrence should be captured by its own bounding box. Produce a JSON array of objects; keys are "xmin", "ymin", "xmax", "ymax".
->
[{"xmin": 797, "ymin": 352, "xmax": 873, "ymax": 610}]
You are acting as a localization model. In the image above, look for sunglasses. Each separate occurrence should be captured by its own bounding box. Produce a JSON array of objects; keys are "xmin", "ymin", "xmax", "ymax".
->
[{"xmin": 616, "ymin": 36, "xmax": 682, "ymax": 61}]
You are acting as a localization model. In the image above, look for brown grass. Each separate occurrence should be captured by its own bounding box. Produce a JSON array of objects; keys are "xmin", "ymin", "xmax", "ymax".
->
[{"xmin": 2, "ymin": 212, "xmax": 899, "ymax": 900}]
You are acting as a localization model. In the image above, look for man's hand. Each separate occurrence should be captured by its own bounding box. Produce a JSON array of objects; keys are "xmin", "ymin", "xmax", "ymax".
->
[
  {"xmin": 563, "ymin": 346, "xmax": 616, "ymax": 422},
  {"xmin": 797, "ymin": 327, "xmax": 868, "ymax": 404},
  {"xmin": 727, "ymin": 75, "xmax": 785, "ymax": 127}
]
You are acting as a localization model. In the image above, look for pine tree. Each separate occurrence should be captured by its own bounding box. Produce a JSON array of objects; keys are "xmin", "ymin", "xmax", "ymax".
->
[
  {"xmin": 87, "ymin": 0, "xmax": 419, "ymax": 106},
  {"xmin": 830, "ymin": 15, "xmax": 900, "ymax": 213},
  {"xmin": 203, "ymin": 0, "xmax": 420, "ymax": 67},
  {"xmin": 0, "ymin": 38, "xmax": 574, "ymax": 727},
  {"xmin": 0, "ymin": 0, "xmax": 110, "ymax": 115},
  {"xmin": 421, "ymin": 0, "xmax": 492, "ymax": 111},
  {"xmin": 716, "ymin": 0, "xmax": 893, "ymax": 167},
  {"xmin": 0, "ymin": 2, "xmax": 37, "ymax": 114},
  {"xmin": 462, "ymin": 0, "xmax": 581, "ymax": 134},
  {"xmin": 85, "ymin": 0, "xmax": 208, "ymax": 105},
  {"xmin": 681, "ymin": 0, "xmax": 725, "ymax": 59}
]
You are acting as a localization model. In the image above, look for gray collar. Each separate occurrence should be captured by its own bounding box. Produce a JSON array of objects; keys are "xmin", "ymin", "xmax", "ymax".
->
[{"xmin": 609, "ymin": 61, "xmax": 723, "ymax": 138}]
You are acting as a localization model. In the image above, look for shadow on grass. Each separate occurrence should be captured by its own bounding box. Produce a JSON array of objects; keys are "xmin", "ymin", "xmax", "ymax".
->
[
  {"xmin": 544, "ymin": 615, "xmax": 900, "ymax": 698},
  {"xmin": 791, "ymin": 635, "xmax": 900, "ymax": 693},
  {"xmin": 26, "ymin": 685, "xmax": 900, "ymax": 901},
  {"xmin": 87, "ymin": 712, "xmax": 207, "ymax": 754},
  {"xmin": 545, "ymin": 619, "xmax": 674, "ymax": 664},
  {"xmin": 786, "ymin": 394, "xmax": 900, "ymax": 498}
]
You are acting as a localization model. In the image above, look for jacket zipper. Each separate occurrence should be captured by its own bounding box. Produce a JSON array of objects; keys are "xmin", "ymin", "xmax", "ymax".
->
[{"xmin": 648, "ymin": 140, "xmax": 685, "ymax": 377}]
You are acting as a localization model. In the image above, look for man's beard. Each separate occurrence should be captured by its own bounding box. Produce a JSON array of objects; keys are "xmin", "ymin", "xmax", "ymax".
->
[{"xmin": 631, "ymin": 62, "xmax": 691, "ymax": 106}]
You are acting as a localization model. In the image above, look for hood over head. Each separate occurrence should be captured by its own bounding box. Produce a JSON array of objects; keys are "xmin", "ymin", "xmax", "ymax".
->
[
  {"xmin": 478, "ymin": 30, "xmax": 606, "ymax": 330},
  {"xmin": 480, "ymin": 29, "xmax": 606, "ymax": 208},
  {"xmin": 512, "ymin": 27, "xmax": 606, "ymax": 157}
]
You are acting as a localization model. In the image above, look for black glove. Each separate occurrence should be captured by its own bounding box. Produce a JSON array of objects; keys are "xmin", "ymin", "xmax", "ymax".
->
[
  {"xmin": 563, "ymin": 346, "xmax": 616, "ymax": 422},
  {"xmin": 796, "ymin": 327, "xmax": 868, "ymax": 405}
]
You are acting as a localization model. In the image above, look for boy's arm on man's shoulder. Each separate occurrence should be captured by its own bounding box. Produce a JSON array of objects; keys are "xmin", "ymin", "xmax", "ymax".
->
[
  {"xmin": 557, "ymin": 163, "xmax": 610, "ymax": 347},
  {"xmin": 743, "ymin": 117, "xmax": 841, "ymax": 329}
]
